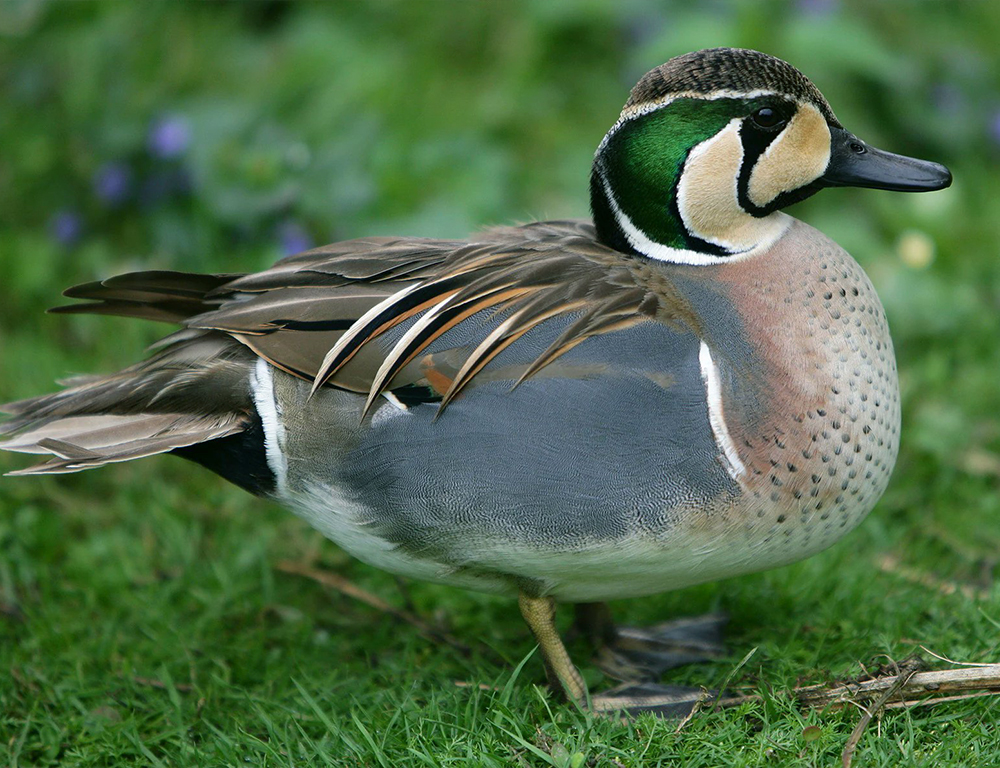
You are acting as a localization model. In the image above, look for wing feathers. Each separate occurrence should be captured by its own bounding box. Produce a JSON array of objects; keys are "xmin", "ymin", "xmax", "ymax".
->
[
  {"xmin": 43, "ymin": 220, "xmax": 683, "ymax": 418},
  {"xmin": 51, "ymin": 271, "xmax": 239, "ymax": 324},
  {"xmin": 361, "ymin": 284, "xmax": 541, "ymax": 417}
]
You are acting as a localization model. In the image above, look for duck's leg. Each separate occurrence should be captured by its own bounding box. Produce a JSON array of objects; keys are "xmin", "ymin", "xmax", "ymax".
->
[
  {"xmin": 518, "ymin": 592, "xmax": 713, "ymax": 718},
  {"xmin": 518, "ymin": 592, "xmax": 588, "ymax": 704},
  {"xmin": 574, "ymin": 602, "xmax": 727, "ymax": 682}
]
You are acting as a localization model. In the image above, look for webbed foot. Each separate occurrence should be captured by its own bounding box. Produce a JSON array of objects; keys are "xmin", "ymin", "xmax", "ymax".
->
[
  {"xmin": 518, "ymin": 592, "xmax": 724, "ymax": 720},
  {"xmin": 575, "ymin": 603, "xmax": 727, "ymax": 681},
  {"xmin": 591, "ymin": 682, "xmax": 714, "ymax": 718}
]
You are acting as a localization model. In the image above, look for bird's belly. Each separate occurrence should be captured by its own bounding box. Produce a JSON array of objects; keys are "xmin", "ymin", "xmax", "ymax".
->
[{"xmin": 275, "ymin": 462, "xmax": 882, "ymax": 603}]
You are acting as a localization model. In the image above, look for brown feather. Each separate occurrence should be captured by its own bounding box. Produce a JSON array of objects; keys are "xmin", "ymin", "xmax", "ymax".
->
[
  {"xmin": 360, "ymin": 284, "xmax": 541, "ymax": 416},
  {"xmin": 515, "ymin": 314, "xmax": 650, "ymax": 388},
  {"xmin": 41, "ymin": 220, "xmax": 700, "ymax": 418},
  {"xmin": 438, "ymin": 296, "xmax": 590, "ymax": 410},
  {"xmin": 5, "ymin": 219, "xmax": 708, "ymax": 474},
  {"xmin": 49, "ymin": 300, "xmax": 207, "ymax": 324}
]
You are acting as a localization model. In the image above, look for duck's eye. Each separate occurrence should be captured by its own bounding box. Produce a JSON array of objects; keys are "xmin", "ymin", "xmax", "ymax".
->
[{"xmin": 751, "ymin": 107, "xmax": 784, "ymax": 129}]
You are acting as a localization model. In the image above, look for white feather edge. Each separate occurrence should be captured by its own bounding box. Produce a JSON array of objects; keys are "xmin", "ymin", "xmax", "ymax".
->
[
  {"xmin": 698, "ymin": 341, "xmax": 748, "ymax": 481},
  {"xmin": 250, "ymin": 357, "xmax": 288, "ymax": 495}
]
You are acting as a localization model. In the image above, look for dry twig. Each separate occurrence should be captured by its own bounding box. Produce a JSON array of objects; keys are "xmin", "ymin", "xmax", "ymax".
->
[
  {"xmin": 453, "ymin": 680, "xmax": 500, "ymax": 691},
  {"xmin": 276, "ymin": 559, "xmax": 472, "ymax": 656},
  {"xmin": 878, "ymin": 554, "xmax": 987, "ymax": 600},
  {"xmin": 123, "ymin": 674, "xmax": 194, "ymax": 692},
  {"xmin": 840, "ymin": 657, "xmax": 922, "ymax": 768},
  {"xmin": 701, "ymin": 656, "xmax": 1000, "ymax": 764},
  {"xmin": 718, "ymin": 661, "xmax": 1000, "ymax": 712},
  {"xmin": 673, "ymin": 690, "xmax": 710, "ymax": 734}
]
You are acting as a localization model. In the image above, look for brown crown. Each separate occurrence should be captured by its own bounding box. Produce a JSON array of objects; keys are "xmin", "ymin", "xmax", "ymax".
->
[{"xmin": 625, "ymin": 48, "xmax": 841, "ymax": 127}]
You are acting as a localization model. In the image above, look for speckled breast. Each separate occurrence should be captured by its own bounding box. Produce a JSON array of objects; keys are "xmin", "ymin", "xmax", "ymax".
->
[{"xmin": 674, "ymin": 217, "xmax": 900, "ymax": 571}]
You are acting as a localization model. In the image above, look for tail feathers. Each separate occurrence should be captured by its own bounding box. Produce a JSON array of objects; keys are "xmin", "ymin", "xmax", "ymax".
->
[
  {"xmin": 2, "ymin": 413, "xmax": 190, "ymax": 452},
  {"xmin": 2, "ymin": 409, "xmax": 244, "ymax": 472},
  {"xmin": 3, "ymin": 413, "xmax": 244, "ymax": 475},
  {"xmin": 1, "ymin": 333, "xmax": 255, "ymax": 475},
  {"xmin": 2, "ymin": 335, "xmax": 250, "ymax": 422}
]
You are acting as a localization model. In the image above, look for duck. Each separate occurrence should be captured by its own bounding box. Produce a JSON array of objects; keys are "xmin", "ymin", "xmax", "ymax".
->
[{"xmin": 0, "ymin": 48, "xmax": 951, "ymax": 716}]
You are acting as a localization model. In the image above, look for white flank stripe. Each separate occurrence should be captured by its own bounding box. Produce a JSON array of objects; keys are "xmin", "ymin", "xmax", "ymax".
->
[
  {"xmin": 698, "ymin": 341, "xmax": 747, "ymax": 481},
  {"xmin": 250, "ymin": 357, "xmax": 288, "ymax": 495}
]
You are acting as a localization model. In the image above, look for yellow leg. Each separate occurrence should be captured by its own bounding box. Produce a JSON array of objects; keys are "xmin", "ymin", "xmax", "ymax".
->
[
  {"xmin": 519, "ymin": 593, "xmax": 716, "ymax": 718},
  {"xmin": 518, "ymin": 592, "xmax": 588, "ymax": 705}
]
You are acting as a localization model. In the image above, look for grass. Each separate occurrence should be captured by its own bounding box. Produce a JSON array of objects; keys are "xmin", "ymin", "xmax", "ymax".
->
[
  {"xmin": 5, "ymin": 458, "xmax": 1000, "ymax": 766},
  {"xmin": 3, "ymin": 2, "xmax": 1000, "ymax": 766}
]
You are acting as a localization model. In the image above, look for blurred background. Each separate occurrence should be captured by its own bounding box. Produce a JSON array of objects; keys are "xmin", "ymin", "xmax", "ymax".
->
[
  {"xmin": 3, "ymin": 0, "xmax": 999, "ymax": 534},
  {"xmin": 2, "ymin": 1, "xmax": 1000, "ymax": 762}
]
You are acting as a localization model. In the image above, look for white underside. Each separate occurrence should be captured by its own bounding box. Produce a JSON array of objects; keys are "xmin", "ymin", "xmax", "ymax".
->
[
  {"xmin": 249, "ymin": 344, "xmax": 870, "ymax": 601},
  {"xmin": 273, "ymin": 471, "xmax": 854, "ymax": 602},
  {"xmin": 250, "ymin": 356, "xmax": 783, "ymax": 601}
]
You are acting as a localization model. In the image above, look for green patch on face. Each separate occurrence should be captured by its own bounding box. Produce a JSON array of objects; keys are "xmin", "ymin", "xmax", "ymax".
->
[{"xmin": 599, "ymin": 98, "xmax": 754, "ymax": 249}]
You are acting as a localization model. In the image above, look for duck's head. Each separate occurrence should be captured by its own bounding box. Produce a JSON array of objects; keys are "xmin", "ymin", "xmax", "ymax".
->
[{"xmin": 591, "ymin": 47, "xmax": 952, "ymax": 264}]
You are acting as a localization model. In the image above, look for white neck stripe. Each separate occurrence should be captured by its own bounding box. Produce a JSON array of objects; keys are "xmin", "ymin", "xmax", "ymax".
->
[
  {"xmin": 597, "ymin": 164, "xmax": 788, "ymax": 266},
  {"xmin": 598, "ymin": 168, "xmax": 727, "ymax": 265}
]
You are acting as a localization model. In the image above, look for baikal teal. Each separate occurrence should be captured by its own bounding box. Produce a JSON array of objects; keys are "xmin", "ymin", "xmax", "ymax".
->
[{"xmin": 0, "ymin": 47, "xmax": 951, "ymax": 717}]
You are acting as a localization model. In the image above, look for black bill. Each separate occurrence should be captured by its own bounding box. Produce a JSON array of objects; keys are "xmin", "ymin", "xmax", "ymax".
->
[{"xmin": 820, "ymin": 126, "xmax": 952, "ymax": 192}]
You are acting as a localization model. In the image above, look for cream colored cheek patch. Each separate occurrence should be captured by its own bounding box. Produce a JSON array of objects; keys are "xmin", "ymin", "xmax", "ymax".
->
[
  {"xmin": 676, "ymin": 120, "xmax": 744, "ymax": 243},
  {"xmin": 748, "ymin": 103, "xmax": 831, "ymax": 209},
  {"xmin": 677, "ymin": 120, "xmax": 786, "ymax": 253}
]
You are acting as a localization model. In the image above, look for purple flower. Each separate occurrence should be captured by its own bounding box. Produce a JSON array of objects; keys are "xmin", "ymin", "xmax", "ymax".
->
[
  {"xmin": 148, "ymin": 115, "xmax": 191, "ymax": 159},
  {"xmin": 796, "ymin": 0, "xmax": 838, "ymax": 17},
  {"xmin": 92, "ymin": 162, "xmax": 133, "ymax": 206},
  {"xmin": 49, "ymin": 209, "xmax": 83, "ymax": 246},
  {"xmin": 277, "ymin": 220, "xmax": 313, "ymax": 256}
]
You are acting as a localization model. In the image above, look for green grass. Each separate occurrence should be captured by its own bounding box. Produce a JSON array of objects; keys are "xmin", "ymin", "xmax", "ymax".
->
[{"xmin": 4, "ymin": 2, "xmax": 1000, "ymax": 766}]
